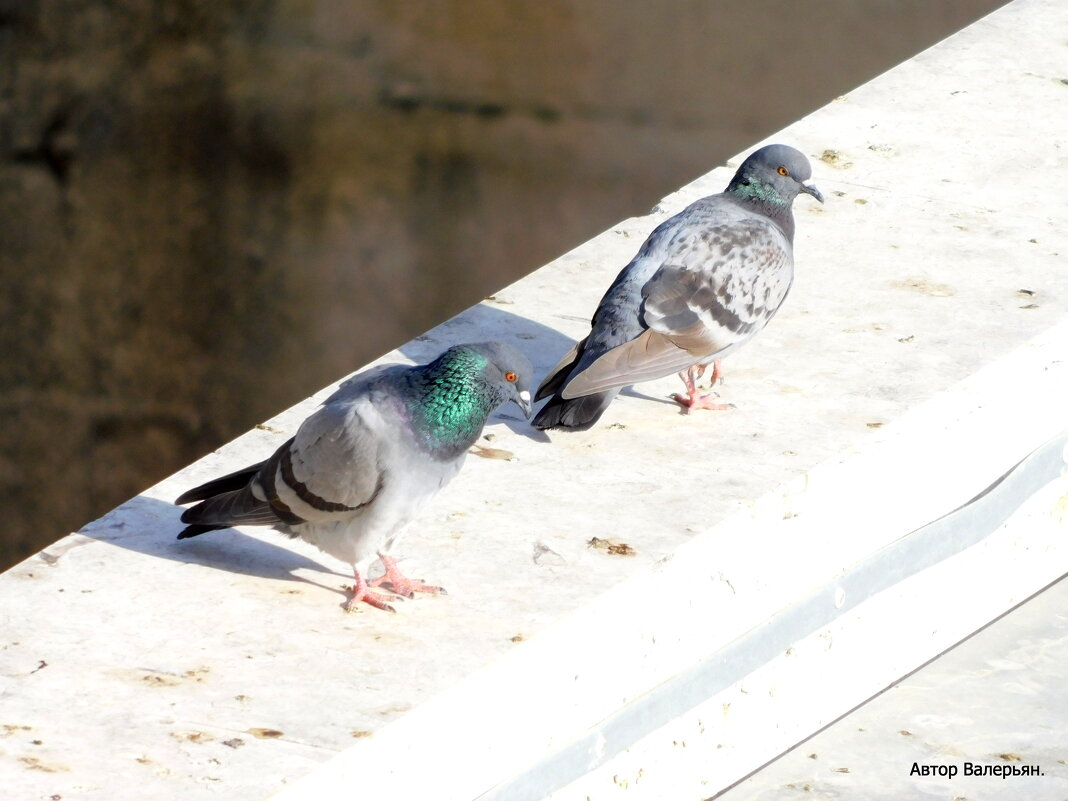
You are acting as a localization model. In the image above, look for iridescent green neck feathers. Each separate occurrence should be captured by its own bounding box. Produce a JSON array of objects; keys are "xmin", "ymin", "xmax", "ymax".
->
[
  {"xmin": 728, "ymin": 177, "xmax": 791, "ymax": 207},
  {"xmin": 405, "ymin": 349, "xmax": 502, "ymax": 458}
]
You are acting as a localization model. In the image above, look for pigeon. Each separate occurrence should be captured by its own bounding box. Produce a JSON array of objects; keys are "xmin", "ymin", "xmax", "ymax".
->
[
  {"xmin": 532, "ymin": 144, "xmax": 823, "ymax": 432},
  {"xmin": 175, "ymin": 342, "xmax": 534, "ymax": 613}
]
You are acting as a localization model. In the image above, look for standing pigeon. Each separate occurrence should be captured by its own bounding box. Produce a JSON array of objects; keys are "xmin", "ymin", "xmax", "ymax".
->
[
  {"xmin": 175, "ymin": 342, "xmax": 534, "ymax": 613},
  {"xmin": 533, "ymin": 144, "xmax": 823, "ymax": 431}
]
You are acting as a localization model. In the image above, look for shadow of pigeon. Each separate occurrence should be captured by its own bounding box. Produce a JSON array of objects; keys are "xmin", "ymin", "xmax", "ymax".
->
[
  {"xmin": 74, "ymin": 304, "xmax": 579, "ymax": 580},
  {"xmin": 75, "ymin": 495, "xmax": 348, "ymax": 595}
]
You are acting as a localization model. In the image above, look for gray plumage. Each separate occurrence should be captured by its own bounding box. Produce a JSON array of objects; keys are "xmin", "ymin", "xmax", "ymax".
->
[
  {"xmin": 176, "ymin": 342, "xmax": 534, "ymax": 611},
  {"xmin": 533, "ymin": 144, "xmax": 823, "ymax": 431}
]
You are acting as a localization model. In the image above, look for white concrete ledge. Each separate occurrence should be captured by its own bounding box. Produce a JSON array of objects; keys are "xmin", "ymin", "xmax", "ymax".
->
[{"xmin": 3, "ymin": 1, "xmax": 1068, "ymax": 799}]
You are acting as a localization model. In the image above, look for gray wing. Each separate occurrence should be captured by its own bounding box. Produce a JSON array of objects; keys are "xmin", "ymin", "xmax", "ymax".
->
[
  {"xmin": 177, "ymin": 371, "xmax": 399, "ymax": 537},
  {"xmin": 561, "ymin": 205, "xmax": 793, "ymax": 398},
  {"xmin": 263, "ymin": 396, "xmax": 390, "ymax": 524},
  {"xmin": 538, "ymin": 207, "xmax": 696, "ymax": 400},
  {"xmin": 324, "ymin": 363, "xmax": 407, "ymax": 405}
]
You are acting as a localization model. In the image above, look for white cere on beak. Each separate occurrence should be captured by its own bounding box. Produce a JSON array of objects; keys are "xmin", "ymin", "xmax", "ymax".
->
[
  {"xmin": 801, "ymin": 178, "xmax": 825, "ymax": 203},
  {"xmin": 519, "ymin": 390, "xmax": 531, "ymax": 404}
]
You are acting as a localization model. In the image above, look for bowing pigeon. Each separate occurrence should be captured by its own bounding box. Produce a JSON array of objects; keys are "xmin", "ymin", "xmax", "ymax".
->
[
  {"xmin": 175, "ymin": 342, "xmax": 534, "ymax": 612},
  {"xmin": 533, "ymin": 144, "xmax": 823, "ymax": 431}
]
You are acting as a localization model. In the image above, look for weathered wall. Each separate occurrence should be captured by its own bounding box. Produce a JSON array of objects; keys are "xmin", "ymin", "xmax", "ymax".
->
[{"xmin": 0, "ymin": 0, "xmax": 1005, "ymax": 568}]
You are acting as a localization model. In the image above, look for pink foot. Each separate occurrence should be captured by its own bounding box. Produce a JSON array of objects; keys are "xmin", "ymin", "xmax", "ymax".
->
[
  {"xmin": 343, "ymin": 570, "xmax": 398, "ymax": 613},
  {"xmin": 671, "ymin": 362, "xmax": 733, "ymax": 413},
  {"xmin": 369, "ymin": 554, "xmax": 446, "ymax": 599},
  {"xmin": 672, "ymin": 392, "xmax": 735, "ymax": 412}
]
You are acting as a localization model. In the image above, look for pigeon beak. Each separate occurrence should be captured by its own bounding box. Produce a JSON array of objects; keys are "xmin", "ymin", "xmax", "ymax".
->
[
  {"xmin": 801, "ymin": 179, "xmax": 824, "ymax": 204},
  {"xmin": 515, "ymin": 389, "xmax": 533, "ymax": 419}
]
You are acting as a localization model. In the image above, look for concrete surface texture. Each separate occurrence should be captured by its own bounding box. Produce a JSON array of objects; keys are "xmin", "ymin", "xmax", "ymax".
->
[
  {"xmin": 0, "ymin": 0, "xmax": 1005, "ymax": 568},
  {"xmin": 714, "ymin": 574, "xmax": 1068, "ymax": 801}
]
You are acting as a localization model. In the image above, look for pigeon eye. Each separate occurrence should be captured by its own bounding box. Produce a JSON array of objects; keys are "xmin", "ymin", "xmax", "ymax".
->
[
  {"xmin": 777, "ymin": 166, "xmax": 789, "ymax": 176},
  {"xmin": 504, "ymin": 371, "xmax": 518, "ymax": 383}
]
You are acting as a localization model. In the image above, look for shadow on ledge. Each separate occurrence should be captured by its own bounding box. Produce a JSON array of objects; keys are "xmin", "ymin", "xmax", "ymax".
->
[
  {"xmin": 70, "ymin": 495, "xmax": 351, "ymax": 601},
  {"xmin": 408, "ymin": 299, "xmax": 685, "ymax": 420},
  {"xmin": 60, "ymin": 305, "xmax": 581, "ymax": 590}
]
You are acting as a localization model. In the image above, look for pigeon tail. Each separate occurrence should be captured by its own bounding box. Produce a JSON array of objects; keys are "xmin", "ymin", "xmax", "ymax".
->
[
  {"xmin": 175, "ymin": 463, "xmax": 262, "ymax": 505},
  {"xmin": 531, "ymin": 389, "xmax": 618, "ymax": 431},
  {"xmin": 176, "ymin": 522, "xmax": 229, "ymax": 539},
  {"xmin": 178, "ymin": 485, "xmax": 283, "ymax": 536},
  {"xmin": 534, "ymin": 337, "xmax": 587, "ymax": 402}
]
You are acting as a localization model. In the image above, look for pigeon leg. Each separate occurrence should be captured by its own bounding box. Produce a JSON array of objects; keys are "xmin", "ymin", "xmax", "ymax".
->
[
  {"xmin": 671, "ymin": 363, "xmax": 733, "ymax": 412},
  {"xmin": 343, "ymin": 569, "xmax": 397, "ymax": 613},
  {"xmin": 369, "ymin": 554, "xmax": 446, "ymax": 598}
]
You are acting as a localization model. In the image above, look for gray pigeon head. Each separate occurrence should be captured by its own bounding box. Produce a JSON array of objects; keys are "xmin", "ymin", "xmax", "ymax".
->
[
  {"xmin": 444, "ymin": 342, "xmax": 535, "ymax": 419},
  {"xmin": 728, "ymin": 144, "xmax": 824, "ymax": 206}
]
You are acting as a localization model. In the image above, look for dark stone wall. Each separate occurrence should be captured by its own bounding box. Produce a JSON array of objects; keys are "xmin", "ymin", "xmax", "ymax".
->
[{"xmin": 0, "ymin": 0, "xmax": 1005, "ymax": 568}]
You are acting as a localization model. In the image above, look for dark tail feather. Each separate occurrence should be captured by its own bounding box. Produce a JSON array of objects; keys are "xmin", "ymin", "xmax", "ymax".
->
[
  {"xmin": 175, "ymin": 462, "xmax": 264, "ymax": 505},
  {"xmin": 535, "ymin": 336, "xmax": 588, "ymax": 402},
  {"xmin": 533, "ymin": 337, "xmax": 610, "ymax": 429},
  {"xmin": 177, "ymin": 485, "xmax": 282, "ymax": 542},
  {"xmin": 177, "ymin": 523, "xmax": 228, "ymax": 540},
  {"xmin": 531, "ymin": 389, "xmax": 618, "ymax": 431},
  {"xmin": 534, "ymin": 368, "xmax": 570, "ymax": 403},
  {"xmin": 538, "ymin": 356, "xmax": 580, "ymax": 401}
]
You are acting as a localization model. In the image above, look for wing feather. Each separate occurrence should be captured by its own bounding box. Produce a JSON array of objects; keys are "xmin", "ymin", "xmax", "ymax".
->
[
  {"xmin": 268, "ymin": 400, "xmax": 386, "ymax": 522},
  {"xmin": 560, "ymin": 212, "xmax": 792, "ymax": 399},
  {"xmin": 560, "ymin": 329, "xmax": 702, "ymax": 398}
]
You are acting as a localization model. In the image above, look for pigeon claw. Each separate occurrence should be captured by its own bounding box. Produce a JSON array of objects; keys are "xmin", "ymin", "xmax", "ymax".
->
[
  {"xmin": 343, "ymin": 571, "xmax": 399, "ymax": 613},
  {"xmin": 371, "ymin": 578, "xmax": 447, "ymax": 598},
  {"xmin": 370, "ymin": 554, "xmax": 448, "ymax": 599},
  {"xmin": 343, "ymin": 587, "xmax": 398, "ymax": 614},
  {"xmin": 673, "ymin": 361, "xmax": 732, "ymax": 413},
  {"xmin": 671, "ymin": 392, "xmax": 735, "ymax": 413}
]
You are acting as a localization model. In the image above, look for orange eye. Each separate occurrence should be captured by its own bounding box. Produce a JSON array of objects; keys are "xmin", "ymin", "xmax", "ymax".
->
[
  {"xmin": 777, "ymin": 166, "xmax": 789, "ymax": 176},
  {"xmin": 505, "ymin": 371, "xmax": 518, "ymax": 383}
]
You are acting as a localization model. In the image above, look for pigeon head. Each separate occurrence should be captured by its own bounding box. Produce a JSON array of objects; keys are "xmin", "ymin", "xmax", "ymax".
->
[
  {"xmin": 420, "ymin": 341, "xmax": 533, "ymax": 423},
  {"xmin": 404, "ymin": 342, "xmax": 533, "ymax": 457},
  {"xmin": 727, "ymin": 144, "xmax": 824, "ymax": 207},
  {"xmin": 456, "ymin": 341, "xmax": 535, "ymax": 419}
]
